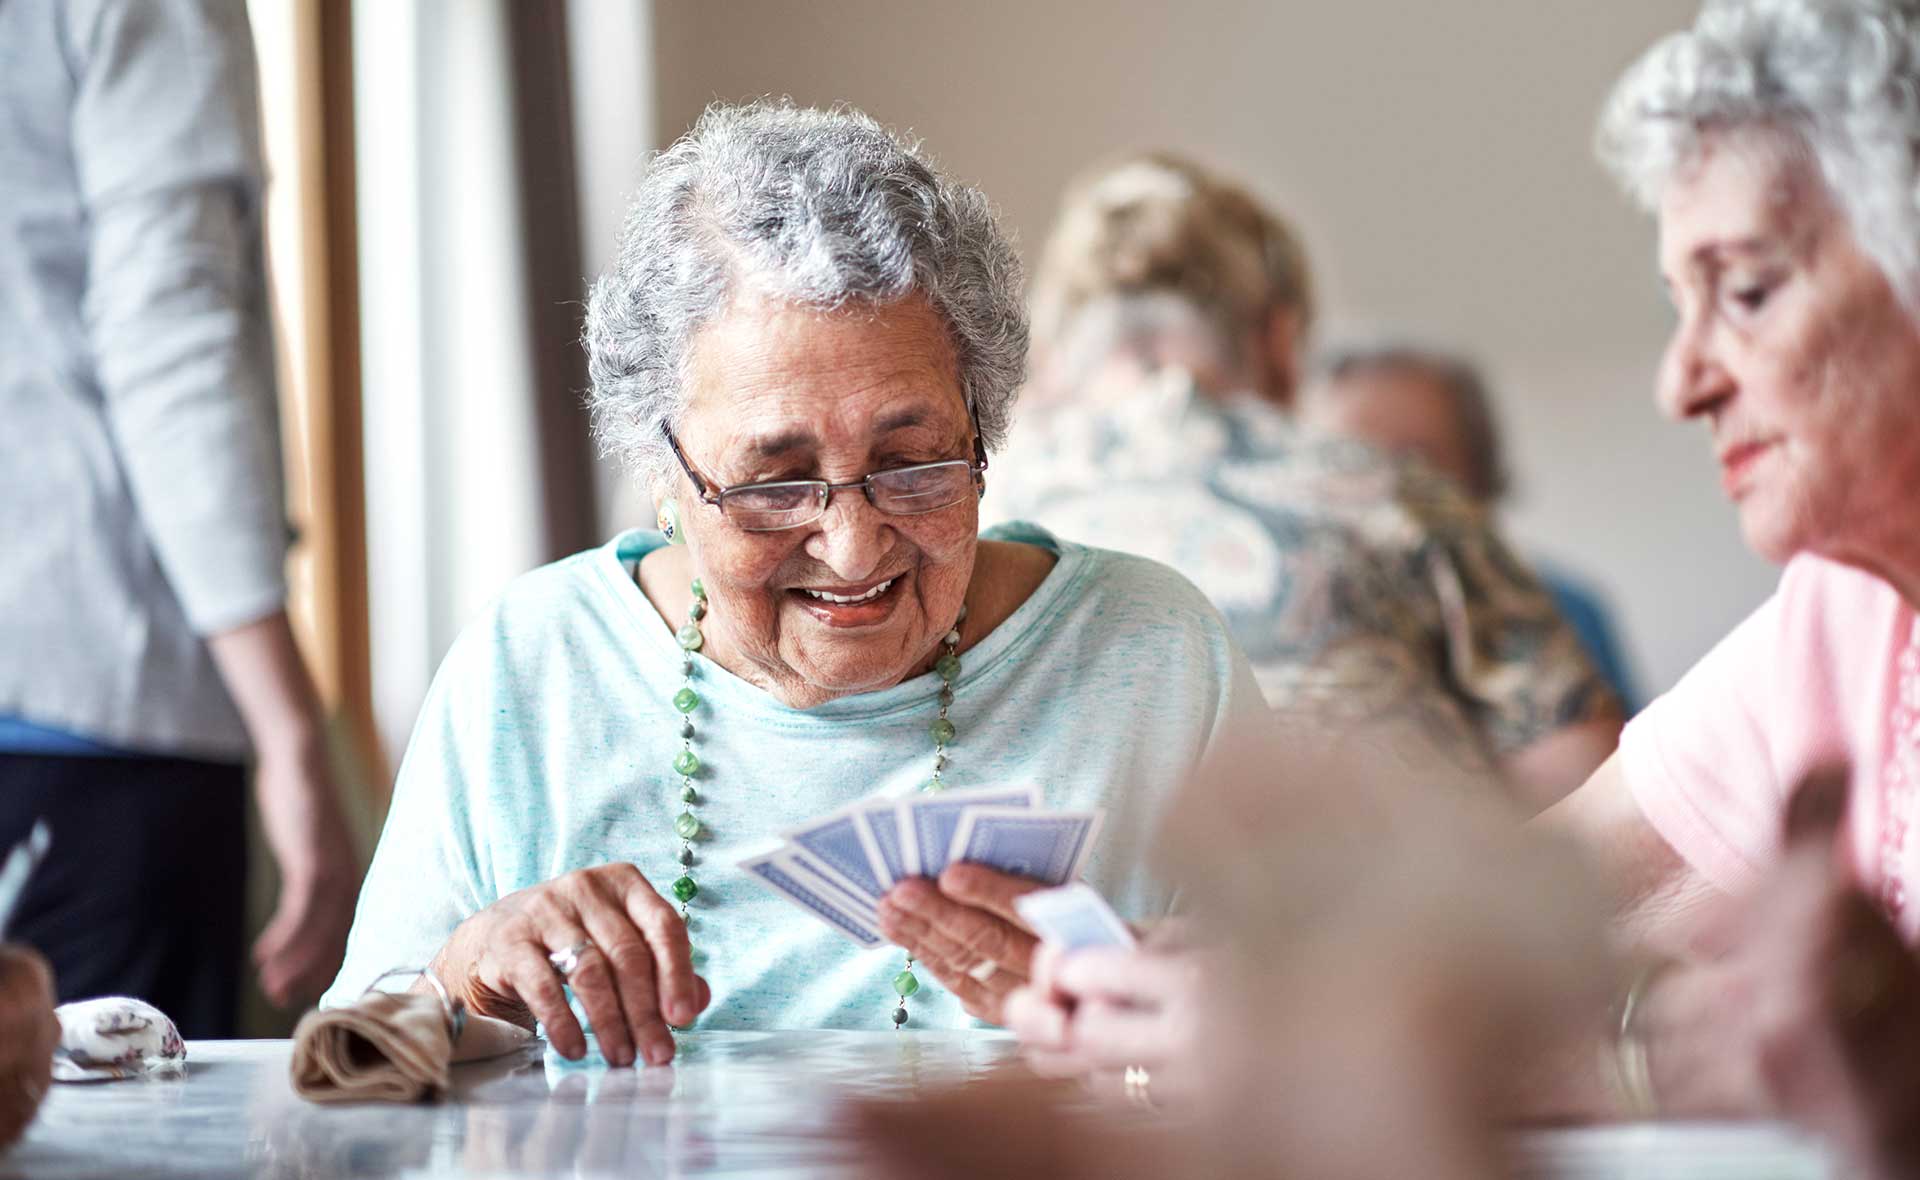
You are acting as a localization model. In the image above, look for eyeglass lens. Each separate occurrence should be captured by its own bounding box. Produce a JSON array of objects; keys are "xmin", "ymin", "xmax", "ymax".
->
[{"xmin": 722, "ymin": 461, "xmax": 975, "ymax": 530}]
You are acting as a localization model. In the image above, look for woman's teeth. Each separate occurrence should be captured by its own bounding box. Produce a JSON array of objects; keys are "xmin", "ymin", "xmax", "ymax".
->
[{"xmin": 799, "ymin": 578, "xmax": 894, "ymax": 604}]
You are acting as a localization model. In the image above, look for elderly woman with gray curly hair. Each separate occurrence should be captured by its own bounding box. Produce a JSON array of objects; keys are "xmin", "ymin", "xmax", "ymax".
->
[
  {"xmin": 1524, "ymin": 0, "xmax": 1920, "ymax": 1171},
  {"xmin": 319, "ymin": 102, "xmax": 1264, "ymax": 1066}
]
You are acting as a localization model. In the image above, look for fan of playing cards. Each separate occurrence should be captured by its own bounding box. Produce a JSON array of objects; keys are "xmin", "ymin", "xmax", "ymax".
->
[{"xmin": 738, "ymin": 785, "xmax": 1104, "ymax": 948}]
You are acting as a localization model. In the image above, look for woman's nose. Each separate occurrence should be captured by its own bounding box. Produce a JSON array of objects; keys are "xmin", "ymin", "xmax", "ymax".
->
[
  {"xmin": 1656, "ymin": 318, "xmax": 1735, "ymax": 421},
  {"xmin": 805, "ymin": 490, "xmax": 894, "ymax": 579}
]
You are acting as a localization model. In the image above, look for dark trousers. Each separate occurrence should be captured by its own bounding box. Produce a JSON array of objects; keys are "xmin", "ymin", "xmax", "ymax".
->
[{"xmin": 0, "ymin": 751, "xmax": 247, "ymax": 1038}]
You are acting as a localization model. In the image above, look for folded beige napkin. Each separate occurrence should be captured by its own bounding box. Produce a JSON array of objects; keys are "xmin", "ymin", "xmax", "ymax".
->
[{"xmin": 290, "ymin": 990, "xmax": 532, "ymax": 1103}]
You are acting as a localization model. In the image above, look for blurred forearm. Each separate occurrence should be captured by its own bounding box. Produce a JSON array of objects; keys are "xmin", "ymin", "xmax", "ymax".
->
[
  {"xmin": 1500, "ymin": 716, "xmax": 1625, "ymax": 816},
  {"xmin": 205, "ymin": 612, "xmax": 326, "ymax": 759}
]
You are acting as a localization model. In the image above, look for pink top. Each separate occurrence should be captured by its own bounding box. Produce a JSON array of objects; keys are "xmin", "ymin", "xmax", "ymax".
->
[{"xmin": 1621, "ymin": 554, "xmax": 1920, "ymax": 937}]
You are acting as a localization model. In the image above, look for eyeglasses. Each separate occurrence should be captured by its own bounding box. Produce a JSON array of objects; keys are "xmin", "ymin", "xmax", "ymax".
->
[{"xmin": 661, "ymin": 417, "xmax": 989, "ymax": 533}]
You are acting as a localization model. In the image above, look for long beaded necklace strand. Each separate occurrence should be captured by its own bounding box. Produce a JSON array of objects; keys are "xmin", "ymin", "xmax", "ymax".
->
[{"xmin": 667, "ymin": 578, "xmax": 967, "ymax": 1027}]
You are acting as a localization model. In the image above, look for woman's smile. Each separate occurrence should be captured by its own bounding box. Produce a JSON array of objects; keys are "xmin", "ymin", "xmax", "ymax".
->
[{"xmin": 787, "ymin": 571, "xmax": 911, "ymax": 628}]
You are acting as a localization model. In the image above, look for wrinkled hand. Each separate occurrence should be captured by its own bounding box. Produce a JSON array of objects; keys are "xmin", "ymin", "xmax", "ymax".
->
[
  {"xmin": 0, "ymin": 944, "xmax": 58, "ymax": 1149},
  {"xmin": 251, "ymin": 734, "xmax": 359, "ymax": 1008},
  {"xmin": 875, "ymin": 865, "xmax": 1047, "ymax": 1024},
  {"xmin": 1006, "ymin": 937, "xmax": 1208, "ymax": 1105},
  {"xmin": 431, "ymin": 863, "xmax": 710, "ymax": 1067},
  {"xmin": 1639, "ymin": 769, "xmax": 1920, "ymax": 1174}
]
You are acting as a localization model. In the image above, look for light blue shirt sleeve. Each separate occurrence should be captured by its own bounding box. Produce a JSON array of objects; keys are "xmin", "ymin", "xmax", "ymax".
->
[{"xmin": 325, "ymin": 626, "xmax": 497, "ymax": 1004}]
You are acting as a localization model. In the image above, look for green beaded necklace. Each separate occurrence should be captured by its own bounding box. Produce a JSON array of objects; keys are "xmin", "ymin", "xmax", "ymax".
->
[{"xmin": 667, "ymin": 577, "xmax": 967, "ymax": 1027}]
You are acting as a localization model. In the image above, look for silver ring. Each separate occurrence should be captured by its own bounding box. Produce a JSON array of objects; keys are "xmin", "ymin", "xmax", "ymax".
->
[
  {"xmin": 966, "ymin": 959, "xmax": 998, "ymax": 983},
  {"xmin": 548, "ymin": 941, "xmax": 595, "ymax": 979}
]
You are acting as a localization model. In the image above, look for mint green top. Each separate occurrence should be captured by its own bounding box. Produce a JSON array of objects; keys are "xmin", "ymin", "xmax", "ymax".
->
[{"xmin": 324, "ymin": 523, "xmax": 1266, "ymax": 1029}]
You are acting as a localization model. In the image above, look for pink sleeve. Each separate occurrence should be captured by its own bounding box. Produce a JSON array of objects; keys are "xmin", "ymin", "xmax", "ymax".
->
[{"xmin": 1618, "ymin": 589, "xmax": 1788, "ymax": 895}]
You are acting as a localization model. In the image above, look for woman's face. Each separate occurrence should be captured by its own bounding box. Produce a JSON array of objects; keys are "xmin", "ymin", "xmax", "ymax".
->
[
  {"xmin": 1656, "ymin": 135, "xmax": 1920, "ymax": 568},
  {"xmin": 667, "ymin": 293, "xmax": 981, "ymax": 705}
]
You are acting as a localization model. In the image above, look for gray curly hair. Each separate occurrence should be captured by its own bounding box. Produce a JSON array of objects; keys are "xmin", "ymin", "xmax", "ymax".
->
[
  {"xmin": 1598, "ymin": 0, "xmax": 1920, "ymax": 308},
  {"xmin": 584, "ymin": 101, "xmax": 1029, "ymax": 489}
]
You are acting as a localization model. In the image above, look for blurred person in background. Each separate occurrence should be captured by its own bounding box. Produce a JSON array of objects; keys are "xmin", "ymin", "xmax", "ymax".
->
[
  {"xmin": 1524, "ymin": 0, "xmax": 1920, "ymax": 1173},
  {"xmin": 1302, "ymin": 341, "xmax": 1641, "ymax": 710},
  {"xmin": 0, "ymin": 0, "xmax": 357, "ymax": 1035},
  {"xmin": 994, "ymin": 153, "xmax": 1622, "ymax": 811}
]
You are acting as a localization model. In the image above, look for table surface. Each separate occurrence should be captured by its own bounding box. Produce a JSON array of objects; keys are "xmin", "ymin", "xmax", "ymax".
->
[{"xmin": 3, "ymin": 1034, "xmax": 1841, "ymax": 1179}]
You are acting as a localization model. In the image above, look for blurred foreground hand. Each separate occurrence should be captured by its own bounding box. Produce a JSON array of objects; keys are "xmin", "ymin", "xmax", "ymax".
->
[
  {"xmin": 852, "ymin": 722, "xmax": 1614, "ymax": 1179},
  {"xmin": 0, "ymin": 944, "xmax": 58, "ymax": 1149}
]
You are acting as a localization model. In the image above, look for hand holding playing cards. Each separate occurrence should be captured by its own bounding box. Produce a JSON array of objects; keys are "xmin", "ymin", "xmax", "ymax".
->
[
  {"xmin": 875, "ymin": 864, "xmax": 1048, "ymax": 1024},
  {"xmin": 428, "ymin": 863, "xmax": 710, "ymax": 1067},
  {"xmin": 1007, "ymin": 932, "xmax": 1208, "ymax": 1105}
]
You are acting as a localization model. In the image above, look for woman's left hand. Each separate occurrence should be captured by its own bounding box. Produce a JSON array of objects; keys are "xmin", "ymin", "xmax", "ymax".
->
[
  {"xmin": 1637, "ymin": 771, "xmax": 1920, "ymax": 1174},
  {"xmin": 875, "ymin": 864, "xmax": 1048, "ymax": 1024}
]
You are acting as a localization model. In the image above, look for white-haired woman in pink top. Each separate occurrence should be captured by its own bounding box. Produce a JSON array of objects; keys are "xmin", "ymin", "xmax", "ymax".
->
[
  {"xmin": 1538, "ymin": 0, "xmax": 1920, "ymax": 1168},
  {"xmin": 1014, "ymin": 4, "xmax": 1920, "ymax": 1173}
]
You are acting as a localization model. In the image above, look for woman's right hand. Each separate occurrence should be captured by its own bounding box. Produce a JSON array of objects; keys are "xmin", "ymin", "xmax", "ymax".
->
[
  {"xmin": 0, "ymin": 943, "xmax": 58, "ymax": 1149},
  {"xmin": 429, "ymin": 863, "xmax": 710, "ymax": 1067},
  {"xmin": 1005, "ymin": 940, "xmax": 1208, "ymax": 1105}
]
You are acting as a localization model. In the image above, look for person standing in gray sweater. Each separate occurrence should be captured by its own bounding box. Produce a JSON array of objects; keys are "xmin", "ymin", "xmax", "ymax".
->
[{"xmin": 0, "ymin": 0, "xmax": 356, "ymax": 1035}]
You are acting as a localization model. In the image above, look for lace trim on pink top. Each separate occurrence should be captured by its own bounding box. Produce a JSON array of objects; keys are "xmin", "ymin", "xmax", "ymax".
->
[{"xmin": 1878, "ymin": 618, "xmax": 1920, "ymax": 924}]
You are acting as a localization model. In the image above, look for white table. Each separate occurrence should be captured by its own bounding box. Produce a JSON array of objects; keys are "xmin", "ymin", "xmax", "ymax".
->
[{"xmin": 3, "ymin": 1034, "xmax": 1840, "ymax": 1178}]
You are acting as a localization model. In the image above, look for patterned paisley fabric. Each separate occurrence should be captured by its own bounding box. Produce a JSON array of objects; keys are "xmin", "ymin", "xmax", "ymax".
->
[{"xmin": 989, "ymin": 373, "xmax": 1618, "ymax": 772}]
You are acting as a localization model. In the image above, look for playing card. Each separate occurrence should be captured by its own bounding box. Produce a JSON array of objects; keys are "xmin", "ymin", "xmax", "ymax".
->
[
  {"xmin": 900, "ymin": 784, "xmax": 1040, "ymax": 878},
  {"xmin": 948, "ymin": 806, "xmax": 1105, "ymax": 886},
  {"xmin": 853, "ymin": 801, "xmax": 909, "ymax": 888},
  {"xmin": 785, "ymin": 806, "xmax": 889, "ymax": 903},
  {"xmin": 739, "ymin": 848, "xmax": 884, "ymax": 947},
  {"xmin": 1014, "ymin": 882, "xmax": 1137, "ymax": 951}
]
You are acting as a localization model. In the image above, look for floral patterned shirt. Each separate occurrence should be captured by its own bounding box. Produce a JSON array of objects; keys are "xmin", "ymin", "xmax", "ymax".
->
[{"xmin": 988, "ymin": 375, "xmax": 1619, "ymax": 769}]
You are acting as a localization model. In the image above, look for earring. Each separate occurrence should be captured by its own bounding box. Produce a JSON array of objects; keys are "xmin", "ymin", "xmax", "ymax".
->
[{"xmin": 657, "ymin": 499, "xmax": 686, "ymax": 545}]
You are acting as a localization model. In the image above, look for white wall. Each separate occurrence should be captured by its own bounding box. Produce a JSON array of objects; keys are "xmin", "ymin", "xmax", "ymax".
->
[{"xmin": 641, "ymin": 0, "xmax": 1778, "ymax": 696}]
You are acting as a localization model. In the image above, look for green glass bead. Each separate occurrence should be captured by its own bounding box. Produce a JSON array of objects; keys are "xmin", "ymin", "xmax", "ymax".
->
[
  {"xmin": 671, "ymin": 875, "xmax": 699, "ymax": 903},
  {"xmin": 676, "ymin": 623, "xmax": 704, "ymax": 652},
  {"xmin": 930, "ymin": 718, "xmax": 956, "ymax": 745},
  {"xmin": 935, "ymin": 654, "xmax": 961, "ymax": 681},
  {"xmin": 674, "ymin": 811, "xmax": 701, "ymax": 840},
  {"xmin": 673, "ymin": 687, "xmax": 700, "ymax": 713},
  {"xmin": 893, "ymin": 970, "xmax": 920, "ymax": 998},
  {"xmin": 688, "ymin": 600, "xmax": 707, "ymax": 621},
  {"xmin": 691, "ymin": 578, "xmax": 707, "ymax": 601},
  {"xmin": 680, "ymin": 783, "xmax": 697, "ymax": 804},
  {"xmin": 673, "ymin": 750, "xmax": 701, "ymax": 776}
]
